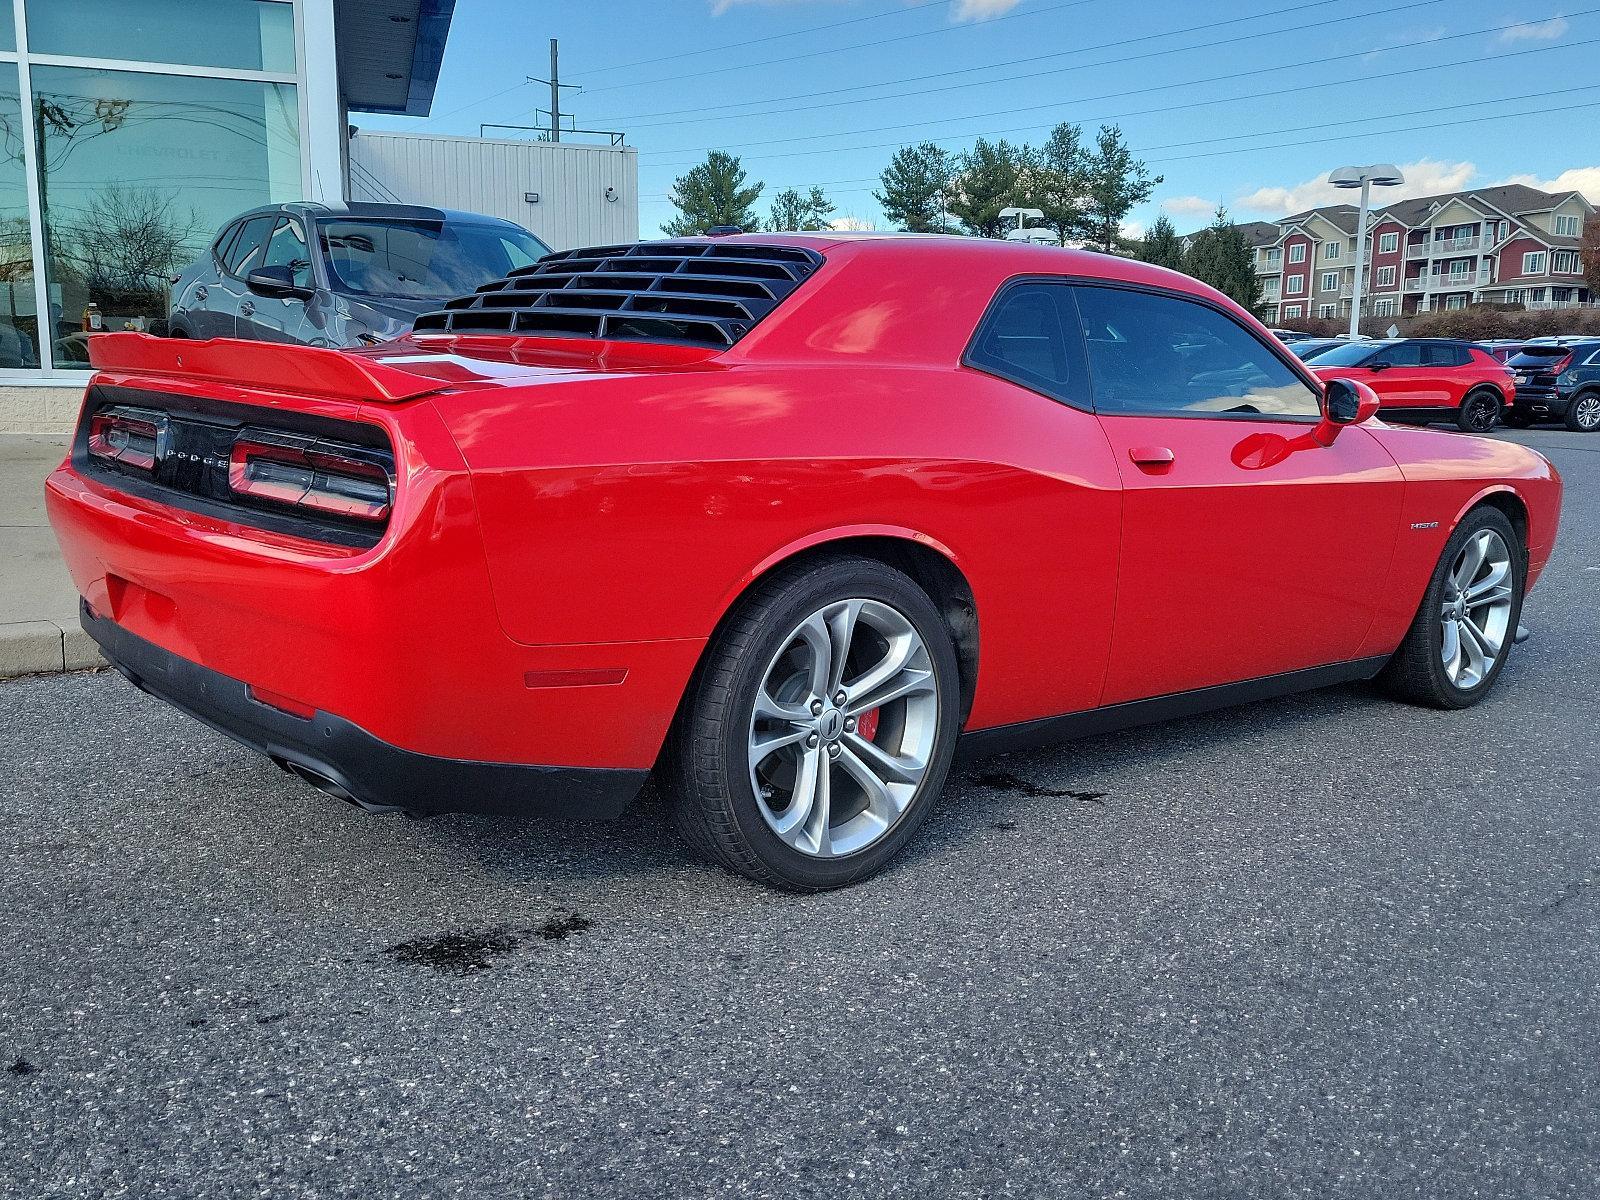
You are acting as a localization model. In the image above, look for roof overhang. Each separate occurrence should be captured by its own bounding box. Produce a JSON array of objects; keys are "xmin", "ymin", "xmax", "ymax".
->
[{"xmin": 336, "ymin": 0, "xmax": 457, "ymax": 117}]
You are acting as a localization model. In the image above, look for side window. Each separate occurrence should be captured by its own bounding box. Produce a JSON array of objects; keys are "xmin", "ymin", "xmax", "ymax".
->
[
  {"xmin": 261, "ymin": 218, "xmax": 312, "ymax": 289},
  {"xmin": 1375, "ymin": 342, "xmax": 1424, "ymax": 368},
  {"xmin": 213, "ymin": 222, "xmax": 243, "ymax": 266},
  {"xmin": 224, "ymin": 216, "xmax": 276, "ymax": 277},
  {"xmin": 967, "ymin": 282, "xmax": 1087, "ymax": 407},
  {"xmin": 1070, "ymin": 285, "xmax": 1321, "ymax": 419}
]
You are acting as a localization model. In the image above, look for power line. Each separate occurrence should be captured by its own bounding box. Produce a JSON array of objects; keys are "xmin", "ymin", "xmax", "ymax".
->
[
  {"xmin": 599, "ymin": 0, "xmax": 1360, "ymax": 129},
  {"xmin": 580, "ymin": 0, "xmax": 944, "ymax": 77},
  {"xmin": 576, "ymin": 0, "xmax": 1104, "ymax": 97},
  {"xmin": 640, "ymin": 13, "xmax": 1598, "ymax": 166}
]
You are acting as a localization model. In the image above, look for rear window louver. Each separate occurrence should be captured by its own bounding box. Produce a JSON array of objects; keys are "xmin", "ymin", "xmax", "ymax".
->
[{"xmin": 413, "ymin": 241, "xmax": 824, "ymax": 348}]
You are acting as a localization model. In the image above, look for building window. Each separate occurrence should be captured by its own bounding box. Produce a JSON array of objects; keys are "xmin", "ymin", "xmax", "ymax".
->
[
  {"xmin": 1373, "ymin": 298, "xmax": 1395, "ymax": 316},
  {"xmin": 1264, "ymin": 247, "xmax": 1281, "ymax": 266},
  {"xmin": 1285, "ymin": 275, "xmax": 1304, "ymax": 295},
  {"xmin": 1376, "ymin": 266, "xmax": 1396, "ymax": 287},
  {"xmin": 1445, "ymin": 295, "xmax": 1468, "ymax": 310},
  {"xmin": 1320, "ymin": 272, "xmax": 1338, "ymax": 292},
  {"xmin": 0, "ymin": 65, "xmax": 40, "ymax": 368},
  {"xmin": 27, "ymin": 0, "xmax": 296, "ymax": 73},
  {"xmin": 1288, "ymin": 243, "xmax": 1306, "ymax": 263},
  {"xmin": 33, "ymin": 65, "xmax": 301, "ymax": 367},
  {"xmin": 1522, "ymin": 251, "xmax": 1547, "ymax": 276},
  {"xmin": 1554, "ymin": 214, "xmax": 1581, "ymax": 237},
  {"xmin": 1552, "ymin": 250, "xmax": 1581, "ymax": 273},
  {"xmin": 1505, "ymin": 289, "xmax": 1525, "ymax": 304},
  {"xmin": 1317, "ymin": 304, "xmax": 1335, "ymax": 318},
  {"xmin": 1324, "ymin": 241, "xmax": 1341, "ymax": 259},
  {"xmin": 1282, "ymin": 304, "xmax": 1302, "ymax": 318},
  {"xmin": 1378, "ymin": 232, "xmax": 1399, "ymax": 254}
]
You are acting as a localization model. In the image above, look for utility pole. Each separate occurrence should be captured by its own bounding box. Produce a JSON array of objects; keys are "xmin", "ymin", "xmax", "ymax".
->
[{"xmin": 526, "ymin": 40, "xmax": 580, "ymax": 142}]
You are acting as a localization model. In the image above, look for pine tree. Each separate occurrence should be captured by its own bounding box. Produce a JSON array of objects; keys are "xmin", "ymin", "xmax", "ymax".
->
[
  {"xmin": 662, "ymin": 151, "xmax": 764, "ymax": 237},
  {"xmin": 874, "ymin": 143, "xmax": 955, "ymax": 233},
  {"xmin": 1184, "ymin": 206, "xmax": 1265, "ymax": 315},
  {"xmin": 1138, "ymin": 213, "xmax": 1187, "ymax": 272},
  {"xmin": 1082, "ymin": 125, "xmax": 1161, "ymax": 253},
  {"xmin": 767, "ymin": 186, "xmax": 837, "ymax": 232},
  {"xmin": 948, "ymin": 138, "xmax": 1027, "ymax": 239},
  {"xmin": 1029, "ymin": 122, "xmax": 1090, "ymax": 246}
]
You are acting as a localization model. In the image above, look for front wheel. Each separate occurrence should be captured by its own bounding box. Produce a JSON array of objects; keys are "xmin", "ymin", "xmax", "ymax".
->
[
  {"xmin": 1456, "ymin": 389, "xmax": 1501, "ymax": 433},
  {"xmin": 1565, "ymin": 392, "xmax": 1600, "ymax": 432},
  {"xmin": 663, "ymin": 556, "xmax": 961, "ymax": 890},
  {"xmin": 1378, "ymin": 507, "xmax": 1524, "ymax": 709}
]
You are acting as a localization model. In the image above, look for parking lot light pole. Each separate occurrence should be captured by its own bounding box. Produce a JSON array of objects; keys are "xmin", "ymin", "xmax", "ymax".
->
[{"xmin": 1328, "ymin": 164, "xmax": 1404, "ymax": 340}]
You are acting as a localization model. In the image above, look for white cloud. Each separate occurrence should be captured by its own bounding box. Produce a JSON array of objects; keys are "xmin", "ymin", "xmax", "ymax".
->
[
  {"xmin": 1235, "ymin": 159, "xmax": 1480, "ymax": 215},
  {"xmin": 1120, "ymin": 219, "xmax": 1145, "ymax": 241},
  {"xmin": 1162, "ymin": 195, "xmax": 1215, "ymax": 217},
  {"xmin": 829, "ymin": 215, "xmax": 878, "ymax": 231},
  {"xmin": 1495, "ymin": 166, "xmax": 1600, "ymax": 202},
  {"xmin": 1362, "ymin": 25, "xmax": 1445, "ymax": 61},
  {"xmin": 1498, "ymin": 15, "xmax": 1568, "ymax": 43},
  {"xmin": 951, "ymin": 0, "xmax": 1023, "ymax": 20}
]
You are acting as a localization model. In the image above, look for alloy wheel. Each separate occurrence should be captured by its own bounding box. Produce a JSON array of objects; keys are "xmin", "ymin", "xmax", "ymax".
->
[
  {"xmin": 1574, "ymin": 395, "xmax": 1600, "ymax": 430},
  {"xmin": 1439, "ymin": 529, "xmax": 1514, "ymax": 689},
  {"xmin": 1464, "ymin": 394, "xmax": 1498, "ymax": 432},
  {"xmin": 747, "ymin": 598, "xmax": 939, "ymax": 858}
]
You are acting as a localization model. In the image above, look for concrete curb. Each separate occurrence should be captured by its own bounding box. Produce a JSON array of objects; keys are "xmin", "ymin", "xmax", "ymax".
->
[{"xmin": 0, "ymin": 617, "xmax": 105, "ymax": 680}]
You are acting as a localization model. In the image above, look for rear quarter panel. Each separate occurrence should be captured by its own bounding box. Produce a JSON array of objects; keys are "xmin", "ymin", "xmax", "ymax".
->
[{"xmin": 432, "ymin": 363, "xmax": 1125, "ymax": 731}]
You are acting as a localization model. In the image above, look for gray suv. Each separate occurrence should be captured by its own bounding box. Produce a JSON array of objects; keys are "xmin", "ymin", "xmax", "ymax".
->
[{"xmin": 169, "ymin": 202, "xmax": 552, "ymax": 348}]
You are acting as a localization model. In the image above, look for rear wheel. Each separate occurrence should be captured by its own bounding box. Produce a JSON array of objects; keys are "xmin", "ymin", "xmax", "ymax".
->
[
  {"xmin": 1378, "ymin": 507, "xmax": 1523, "ymax": 708},
  {"xmin": 1565, "ymin": 391, "xmax": 1600, "ymax": 432},
  {"xmin": 1455, "ymin": 388, "xmax": 1501, "ymax": 433},
  {"xmin": 663, "ymin": 556, "xmax": 960, "ymax": 890}
]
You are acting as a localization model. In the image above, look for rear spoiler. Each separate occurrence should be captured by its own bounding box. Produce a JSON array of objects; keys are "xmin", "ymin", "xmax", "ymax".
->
[{"xmin": 87, "ymin": 333, "xmax": 444, "ymax": 404}]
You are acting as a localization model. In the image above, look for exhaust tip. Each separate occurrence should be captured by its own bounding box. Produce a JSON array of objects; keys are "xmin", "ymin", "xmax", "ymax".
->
[{"xmin": 277, "ymin": 757, "xmax": 404, "ymax": 815}]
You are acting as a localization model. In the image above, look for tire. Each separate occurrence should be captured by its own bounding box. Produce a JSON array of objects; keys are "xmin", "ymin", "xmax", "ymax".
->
[
  {"xmin": 1564, "ymin": 390, "xmax": 1600, "ymax": 432},
  {"xmin": 1378, "ymin": 506, "xmax": 1524, "ymax": 709},
  {"xmin": 663, "ymin": 555, "xmax": 961, "ymax": 890},
  {"xmin": 1501, "ymin": 410, "xmax": 1532, "ymax": 429},
  {"xmin": 1455, "ymin": 388, "xmax": 1501, "ymax": 433}
]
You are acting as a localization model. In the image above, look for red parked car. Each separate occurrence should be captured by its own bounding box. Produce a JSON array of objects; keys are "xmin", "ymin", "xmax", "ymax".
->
[
  {"xmin": 47, "ymin": 236, "xmax": 1562, "ymax": 889},
  {"xmin": 1310, "ymin": 338, "xmax": 1514, "ymax": 432}
]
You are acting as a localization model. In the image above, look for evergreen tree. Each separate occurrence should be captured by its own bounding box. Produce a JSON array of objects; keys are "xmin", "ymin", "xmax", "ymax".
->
[
  {"xmin": 766, "ymin": 186, "xmax": 837, "ymax": 232},
  {"xmin": 1082, "ymin": 125, "xmax": 1161, "ymax": 253},
  {"xmin": 874, "ymin": 143, "xmax": 955, "ymax": 233},
  {"xmin": 948, "ymin": 138, "xmax": 1027, "ymax": 238},
  {"xmin": 662, "ymin": 151, "xmax": 764, "ymax": 237},
  {"xmin": 1184, "ymin": 205, "xmax": 1265, "ymax": 315},
  {"xmin": 1028, "ymin": 122, "xmax": 1090, "ymax": 246},
  {"xmin": 1137, "ymin": 213, "xmax": 1187, "ymax": 272}
]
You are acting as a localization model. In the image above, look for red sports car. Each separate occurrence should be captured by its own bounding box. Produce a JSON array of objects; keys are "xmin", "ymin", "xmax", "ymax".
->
[
  {"xmin": 1309, "ymin": 338, "xmax": 1515, "ymax": 432},
  {"xmin": 47, "ymin": 236, "xmax": 1562, "ymax": 890}
]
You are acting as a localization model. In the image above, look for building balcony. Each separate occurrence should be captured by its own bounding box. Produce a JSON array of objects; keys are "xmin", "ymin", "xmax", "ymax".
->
[
  {"xmin": 1256, "ymin": 261, "xmax": 1281, "ymax": 275},
  {"xmin": 1404, "ymin": 277, "xmax": 1426, "ymax": 291},
  {"xmin": 1436, "ymin": 235, "xmax": 1481, "ymax": 252},
  {"xmin": 1405, "ymin": 243, "xmax": 1429, "ymax": 260},
  {"xmin": 1434, "ymin": 270, "xmax": 1490, "ymax": 290}
]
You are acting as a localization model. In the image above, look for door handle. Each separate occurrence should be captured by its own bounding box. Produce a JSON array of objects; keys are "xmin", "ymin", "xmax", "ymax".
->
[
  {"xmin": 239, "ymin": 300, "xmax": 255, "ymax": 317},
  {"xmin": 1128, "ymin": 445, "xmax": 1175, "ymax": 467},
  {"xmin": 194, "ymin": 286, "xmax": 207, "ymax": 301}
]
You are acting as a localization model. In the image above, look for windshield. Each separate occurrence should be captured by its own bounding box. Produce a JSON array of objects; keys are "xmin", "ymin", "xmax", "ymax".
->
[
  {"xmin": 1507, "ymin": 346, "xmax": 1578, "ymax": 366},
  {"xmin": 317, "ymin": 219, "xmax": 551, "ymax": 300},
  {"xmin": 1307, "ymin": 342, "xmax": 1380, "ymax": 367}
]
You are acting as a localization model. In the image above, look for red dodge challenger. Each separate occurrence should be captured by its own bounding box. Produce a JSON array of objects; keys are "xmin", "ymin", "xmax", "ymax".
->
[{"xmin": 47, "ymin": 235, "xmax": 1562, "ymax": 889}]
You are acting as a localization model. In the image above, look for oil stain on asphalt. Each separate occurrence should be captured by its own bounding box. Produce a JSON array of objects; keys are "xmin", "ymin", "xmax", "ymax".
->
[{"xmin": 383, "ymin": 913, "xmax": 592, "ymax": 976}]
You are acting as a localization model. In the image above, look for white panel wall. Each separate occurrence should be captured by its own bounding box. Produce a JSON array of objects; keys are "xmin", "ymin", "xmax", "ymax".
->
[{"xmin": 348, "ymin": 130, "xmax": 639, "ymax": 250}]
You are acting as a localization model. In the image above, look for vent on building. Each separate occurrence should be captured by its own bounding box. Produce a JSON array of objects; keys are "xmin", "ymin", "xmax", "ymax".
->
[{"xmin": 413, "ymin": 240, "xmax": 824, "ymax": 348}]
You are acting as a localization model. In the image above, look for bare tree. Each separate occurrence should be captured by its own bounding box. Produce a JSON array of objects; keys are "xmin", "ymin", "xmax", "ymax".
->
[{"xmin": 57, "ymin": 185, "xmax": 204, "ymax": 303}]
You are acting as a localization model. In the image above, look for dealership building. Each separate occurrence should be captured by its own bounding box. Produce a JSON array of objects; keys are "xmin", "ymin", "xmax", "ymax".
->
[{"xmin": 0, "ymin": 0, "xmax": 638, "ymax": 430}]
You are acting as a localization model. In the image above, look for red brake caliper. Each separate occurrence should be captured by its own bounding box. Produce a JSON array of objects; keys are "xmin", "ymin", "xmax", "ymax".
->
[{"xmin": 856, "ymin": 707, "xmax": 880, "ymax": 742}]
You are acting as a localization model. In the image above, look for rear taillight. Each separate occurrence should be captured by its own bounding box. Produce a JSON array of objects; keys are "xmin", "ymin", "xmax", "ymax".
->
[
  {"xmin": 87, "ymin": 406, "xmax": 166, "ymax": 471},
  {"xmin": 228, "ymin": 429, "xmax": 392, "ymax": 522}
]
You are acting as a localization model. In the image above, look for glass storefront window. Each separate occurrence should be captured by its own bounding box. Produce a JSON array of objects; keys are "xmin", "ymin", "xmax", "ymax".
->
[
  {"xmin": 28, "ymin": 0, "xmax": 295, "ymax": 74},
  {"xmin": 33, "ymin": 66, "xmax": 300, "ymax": 367},
  {"xmin": 0, "ymin": 64, "xmax": 41, "ymax": 368},
  {"xmin": 0, "ymin": 1, "xmax": 14, "ymax": 54}
]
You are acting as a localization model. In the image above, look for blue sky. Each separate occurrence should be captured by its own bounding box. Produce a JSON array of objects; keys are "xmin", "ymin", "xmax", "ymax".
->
[{"xmin": 359, "ymin": 0, "xmax": 1600, "ymax": 238}]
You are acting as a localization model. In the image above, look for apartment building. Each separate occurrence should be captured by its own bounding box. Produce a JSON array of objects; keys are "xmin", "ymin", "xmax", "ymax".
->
[{"xmin": 1250, "ymin": 185, "xmax": 1593, "ymax": 326}]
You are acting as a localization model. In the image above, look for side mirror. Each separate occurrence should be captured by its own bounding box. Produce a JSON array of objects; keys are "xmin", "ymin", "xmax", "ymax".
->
[
  {"xmin": 245, "ymin": 265, "xmax": 311, "ymax": 300},
  {"xmin": 1314, "ymin": 378, "xmax": 1381, "ymax": 446}
]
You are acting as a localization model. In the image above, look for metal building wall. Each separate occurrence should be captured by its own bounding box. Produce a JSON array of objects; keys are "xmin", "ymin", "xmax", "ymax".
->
[{"xmin": 348, "ymin": 131, "xmax": 638, "ymax": 250}]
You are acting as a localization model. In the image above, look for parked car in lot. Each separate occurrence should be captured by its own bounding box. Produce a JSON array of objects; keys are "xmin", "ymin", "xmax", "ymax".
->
[
  {"xmin": 1503, "ymin": 339, "xmax": 1600, "ymax": 430},
  {"xmin": 1287, "ymin": 337, "xmax": 1348, "ymax": 362},
  {"xmin": 1269, "ymin": 328, "xmax": 1313, "ymax": 343},
  {"xmin": 1475, "ymin": 339, "xmax": 1525, "ymax": 365},
  {"xmin": 168, "ymin": 202, "xmax": 552, "ymax": 348},
  {"xmin": 48, "ymin": 236, "xmax": 1561, "ymax": 889},
  {"xmin": 1309, "ymin": 338, "xmax": 1514, "ymax": 432}
]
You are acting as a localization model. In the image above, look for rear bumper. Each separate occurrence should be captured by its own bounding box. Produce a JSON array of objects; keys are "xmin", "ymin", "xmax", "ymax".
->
[
  {"xmin": 1510, "ymin": 388, "xmax": 1569, "ymax": 418},
  {"xmin": 84, "ymin": 602, "xmax": 647, "ymax": 820}
]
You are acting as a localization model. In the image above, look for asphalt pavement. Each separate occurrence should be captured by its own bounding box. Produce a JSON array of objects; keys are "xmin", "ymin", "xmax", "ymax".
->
[{"xmin": 2, "ymin": 428, "xmax": 1596, "ymax": 1199}]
